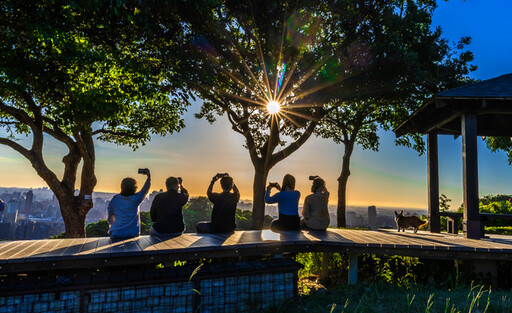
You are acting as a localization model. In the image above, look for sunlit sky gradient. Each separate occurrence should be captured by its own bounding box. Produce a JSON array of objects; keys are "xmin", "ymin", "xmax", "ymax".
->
[{"xmin": 2, "ymin": 0, "xmax": 512, "ymax": 209}]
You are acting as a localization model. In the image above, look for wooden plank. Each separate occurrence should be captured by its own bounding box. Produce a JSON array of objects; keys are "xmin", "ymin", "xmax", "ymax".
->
[
  {"xmin": 0, "ymin": 240, "xmax": 35, "ymax": 263},
  {"xmin": 0, "ymin": 241, "xmax": 17, "ymax": 256},
  {"xmin": 134, "ymin": 236, "xmax": 158, "ymax": 254},
  {"xmin": 185, "ymin": 233, "xmax": 228, "ymax": 249},
  {"xmin": 123, "ymin": 238, "xmax": 143, "ymax": 256},
  {"xmin": 109, "ymin": 238, "xmax": 127, "ymax": 257},
  {"xmin": 41, "ymin": 238, "xmax": 76, "ymax": 262},
  {"xmin": 5, "ymin": 241, "xmax": 42, "ymax": 263},
  {"xmin": 5, "ymin": 229, "xmax": 512, "ymax": 275},
  {"xmin": 60, "ymin": 238, "xmax": 87, "ymax": 261},
  {"xmin": 93, "ymin": 237, "xmax": 112, "ymax": 259},
  {"xmin": 162, "ymin": 234, "xmax": 193, "ymax": 250},
  {"xmin": 25, "ymin": 239, "xmax": 65, "ymax": 263},
  {"xmin": 76, "ymin": 238, "xmax": 100, "ymax": 259}
]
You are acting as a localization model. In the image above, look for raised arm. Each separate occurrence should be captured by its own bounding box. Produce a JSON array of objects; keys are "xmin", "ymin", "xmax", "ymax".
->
[
  {"xmin": 134, "ymin": 175, "xmax": 151, "ymax": 204},
  {"xmin": 264, "ymin": 184, "xmax": 281, "ymax": 204},
  {"xmin": 207, "ymin": 174, "xmax": 218, "ymax": 200},
  {"xmin": 180, "ymin": 182, "xmax": 190, "ymax": 204},
  {"xmin": 232, "ymin": 183, "xmax": 240, "ymax": 195}
]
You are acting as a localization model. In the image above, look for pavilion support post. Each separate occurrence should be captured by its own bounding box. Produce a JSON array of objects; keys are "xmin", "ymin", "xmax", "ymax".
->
[
  {"xmin": 348, "ymin": 252, "xmax": 357, "ymax": 284},
  {"xmin": 462, "ymin": 113, "xmax": 480, "ymax": 239},
  {"xmin": 427, "ymin": 132, "xmax": 440, "ymax": 233}
]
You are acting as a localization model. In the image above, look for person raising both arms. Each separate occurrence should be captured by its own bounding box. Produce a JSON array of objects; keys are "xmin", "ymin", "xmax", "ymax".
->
[
  {"xmin": 107, "ymin": 168, "xmax": 151, "ymax": 239},
  {"xmin": 149, "ymin": 176, "xmax": 189, "ymax": 237},
  {"xmin": 196, "ymin": 173, "xmax": 240, "ymax": 233},
  {"xmin": 301, "ymin": 176, "xmax": 330, "ymax": 230},
  {"xmin": 265, "ymin": 174, "xmax": 301, "ymax": 232}
]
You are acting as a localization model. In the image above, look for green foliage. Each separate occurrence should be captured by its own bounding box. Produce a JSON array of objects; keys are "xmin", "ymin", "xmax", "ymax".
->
[
  {"xmin": 182, "ymin": 196, "xmax": 273, "ymax": 231},
  {"xmin": 479, "ymin": 194, "xmax": 512, "ymax": 227},
  {"xmin": 484, "ymin": 136, "xmax": 512, "ymax": 165},
  {"xmin": 270, "ymin": 283, "xmax": 510, "ymax": 313},
  {"xmin": 296, "ymin": 252, "xmax": 475, "ymax": 289},
  {"xmin": 85, "ymin": 220, "xmax": 109, "ymax": 237},
  {"xmin": 183, "ymin": 197, "xmax": 213, "ymax": 232},
  {"xmin": 485, "ymin": 227, "xmax": 512, "ymax": 235},
  {"xmin": 140, "ymin": 211, "xmax": 152, "ymax": 236},
  {"xmin": 235, "ymin": 209, "xmax": 273, "ymax": 230}
]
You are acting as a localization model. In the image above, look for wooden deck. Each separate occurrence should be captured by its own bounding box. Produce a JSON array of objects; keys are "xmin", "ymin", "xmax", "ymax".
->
[{"xmin": 1, "ymin": 228, "xmax": 512, "ymax": 274}]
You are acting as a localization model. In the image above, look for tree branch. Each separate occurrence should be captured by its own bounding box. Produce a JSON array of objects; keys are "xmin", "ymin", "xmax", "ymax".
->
[
  {"xmin": 0, "ymin": 137, "xmax": 31, "ymax": 159},
  {"xmin": 91, "ymin": 128, "xmax": 141, "ymax": 139},
  {"xmin": 271, "ymin": 120, "xmax": 318, "ymax": 167},
  {"xmin": 0, "ymin": 100, "xmax": 35, "ymax": 127}
]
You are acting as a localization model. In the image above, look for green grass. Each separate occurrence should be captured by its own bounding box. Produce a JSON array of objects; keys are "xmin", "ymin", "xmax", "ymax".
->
[{"xmin": 267, "ymin": 282, "xmax": 512, "ymax": 313}]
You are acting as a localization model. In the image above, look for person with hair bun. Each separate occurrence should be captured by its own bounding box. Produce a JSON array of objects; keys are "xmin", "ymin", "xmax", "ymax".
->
[
  {"xmin": 196, "ymin": 173, "xmax": 240, "ymax": 233},
  {"xmin": 301, "ymin": 176, "xmax": 330, "ymax": 230},
  {"xmin": 265, "ymin": 174, "xmax": 301, "ymax": 231}
]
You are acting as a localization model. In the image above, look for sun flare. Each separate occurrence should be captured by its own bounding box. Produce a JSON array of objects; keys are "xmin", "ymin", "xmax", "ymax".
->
[{"xmin": 266, "ymin": 101, "xmax": 281, "ymax": 114}]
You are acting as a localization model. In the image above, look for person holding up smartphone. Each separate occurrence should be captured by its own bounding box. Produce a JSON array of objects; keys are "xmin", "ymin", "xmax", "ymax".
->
[
  {"xmin": 107, "ymin": 168, "xmax": 151, "ymax": 239},
  {"xmin": 196, "ymin": 173, "xmax": 240, "ymax": 233},
  {"xmin": 265, "ymin": 174, "xmax": 301, "ymax": 232}
]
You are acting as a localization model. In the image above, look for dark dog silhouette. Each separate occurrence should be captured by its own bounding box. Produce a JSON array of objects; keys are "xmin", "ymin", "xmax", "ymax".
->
[{"xmin": 394, "ymin": 210, "xmax": 427, "ymax": 233}]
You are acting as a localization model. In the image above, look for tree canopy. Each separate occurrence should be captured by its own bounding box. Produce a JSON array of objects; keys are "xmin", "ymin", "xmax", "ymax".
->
[
  {"xmin": 0, "ymin": 1, "xmax": 189, "ymax": 237},
  {"xmin": 158, "ymin": 0, "xmax": 476, "ymax": 228},
  {"xmin": 313, "ymin": 1, "xmax": 475, "ymax": 227}
]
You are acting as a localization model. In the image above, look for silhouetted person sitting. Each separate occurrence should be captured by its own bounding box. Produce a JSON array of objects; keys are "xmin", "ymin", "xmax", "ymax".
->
[
  {"xmin": 196, "ymin": 173, "xmax": 240, "ymax": 233},
  {"xmin": 265, "ymin": 174, "xmax": 301, "ymax": 232},
  {"xmin": 107, "ymin": 168, "xmax": 151, "ymax": 239},
  {"xmin": 301, "ymin": 176, "xmax": 330, "ymax": 230},
  {"xmin": 149, "ymin": 177, "xmax": 189, "ymax": 237}
]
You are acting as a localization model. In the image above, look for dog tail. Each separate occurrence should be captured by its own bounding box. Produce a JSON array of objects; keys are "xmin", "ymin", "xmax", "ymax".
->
[{"xmin": 419, "ymin": 220, "xmax": 428, "ymax": 227}]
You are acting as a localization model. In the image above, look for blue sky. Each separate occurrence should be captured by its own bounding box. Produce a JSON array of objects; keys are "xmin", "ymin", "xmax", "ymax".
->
[{"xmin": 1, "ymin": 0, "xmax": 512, "ymax": 209}]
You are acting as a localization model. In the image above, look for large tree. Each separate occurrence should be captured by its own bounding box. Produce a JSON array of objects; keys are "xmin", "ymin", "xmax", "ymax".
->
[
  {"xmin": 172, "ymin": 0, "xmax": 347, "ymax": 229},
  {"xmin": 167, "ymin": 0, "xmax": 460, "ymax": 229},
  {"xmin": 0, "ymin": 1, "xmax": 189, "ymax": 237},
  {"xmin": 316, "ymin": 1, "xmax": 476, "ymax": 227}
]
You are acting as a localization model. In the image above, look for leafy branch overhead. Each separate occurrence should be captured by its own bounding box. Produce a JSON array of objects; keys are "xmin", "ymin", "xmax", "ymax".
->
[{"xmin": 0, "ymin": 1, "xmax": 191, "ymax": 237}]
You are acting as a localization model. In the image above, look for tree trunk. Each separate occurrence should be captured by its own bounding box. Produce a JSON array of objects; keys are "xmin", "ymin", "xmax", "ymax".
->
[
  {"xmin": 251, "ymin": 166, "xmax": 270, "ymax": 229},
  {"xmin": 57, "ymin": 195, "xmax": 91, "ymax": 238},
  {"xmin": 337, "ymin": 141, "xmax": 355, "ymax": 228}
]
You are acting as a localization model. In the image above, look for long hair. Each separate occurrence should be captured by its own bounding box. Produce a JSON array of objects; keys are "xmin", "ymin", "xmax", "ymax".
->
[
  {"xmin": 281, "ymin": 174, "xmax": 296, "ymax": 191},
  {"xmin": 312, "ymin": 177, "xmax": 325, "ymax": 193},
  {"xmin": 121, "ymin": 178, "xmax": 137, "ymax": 196}
]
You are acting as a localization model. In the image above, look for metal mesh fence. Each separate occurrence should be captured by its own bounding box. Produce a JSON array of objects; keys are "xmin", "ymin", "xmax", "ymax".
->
[{"xmin": 0, "ymin": 259, "xmax": 300, "ymax": 313}]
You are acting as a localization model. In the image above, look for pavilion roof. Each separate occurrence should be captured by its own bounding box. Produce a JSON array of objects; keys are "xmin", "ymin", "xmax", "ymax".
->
[
  {"xmin": 435, "ymin": 73, "xmax": 512, "ymax": 99},
  {"xmin": 394, "ymin": 73, "xmax": 512, "ymax": 137}
]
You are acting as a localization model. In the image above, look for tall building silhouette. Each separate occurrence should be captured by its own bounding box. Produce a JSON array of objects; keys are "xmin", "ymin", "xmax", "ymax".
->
[
  {"xmin": 24, "ymin": 190, "xmax": 34, "ymax": 212},
  {"xmin": 368, "ymin": 205, "xmax": 377, "ymax": 228},
  {"xmin": 5, "ymin": 199, "xmax": 19, "ymax": 223}
]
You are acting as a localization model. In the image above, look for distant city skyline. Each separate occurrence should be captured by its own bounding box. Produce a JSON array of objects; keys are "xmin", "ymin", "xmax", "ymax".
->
[{"xmin": 1, "ymin": 0, "xmax": 512, "ymax": 209}]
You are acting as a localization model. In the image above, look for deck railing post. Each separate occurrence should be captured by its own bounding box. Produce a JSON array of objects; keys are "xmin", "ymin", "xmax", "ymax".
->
[
  {"xmin": 462, "ymin": 113, "xmax": 480, "ymax": 239},
  {"xmin": 348, "ymin": 252, "xmax": 358, "ymax": 285},
  {"xmin": 427, "ymin": 132, "xmax": 441, "ymax": 233}
]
